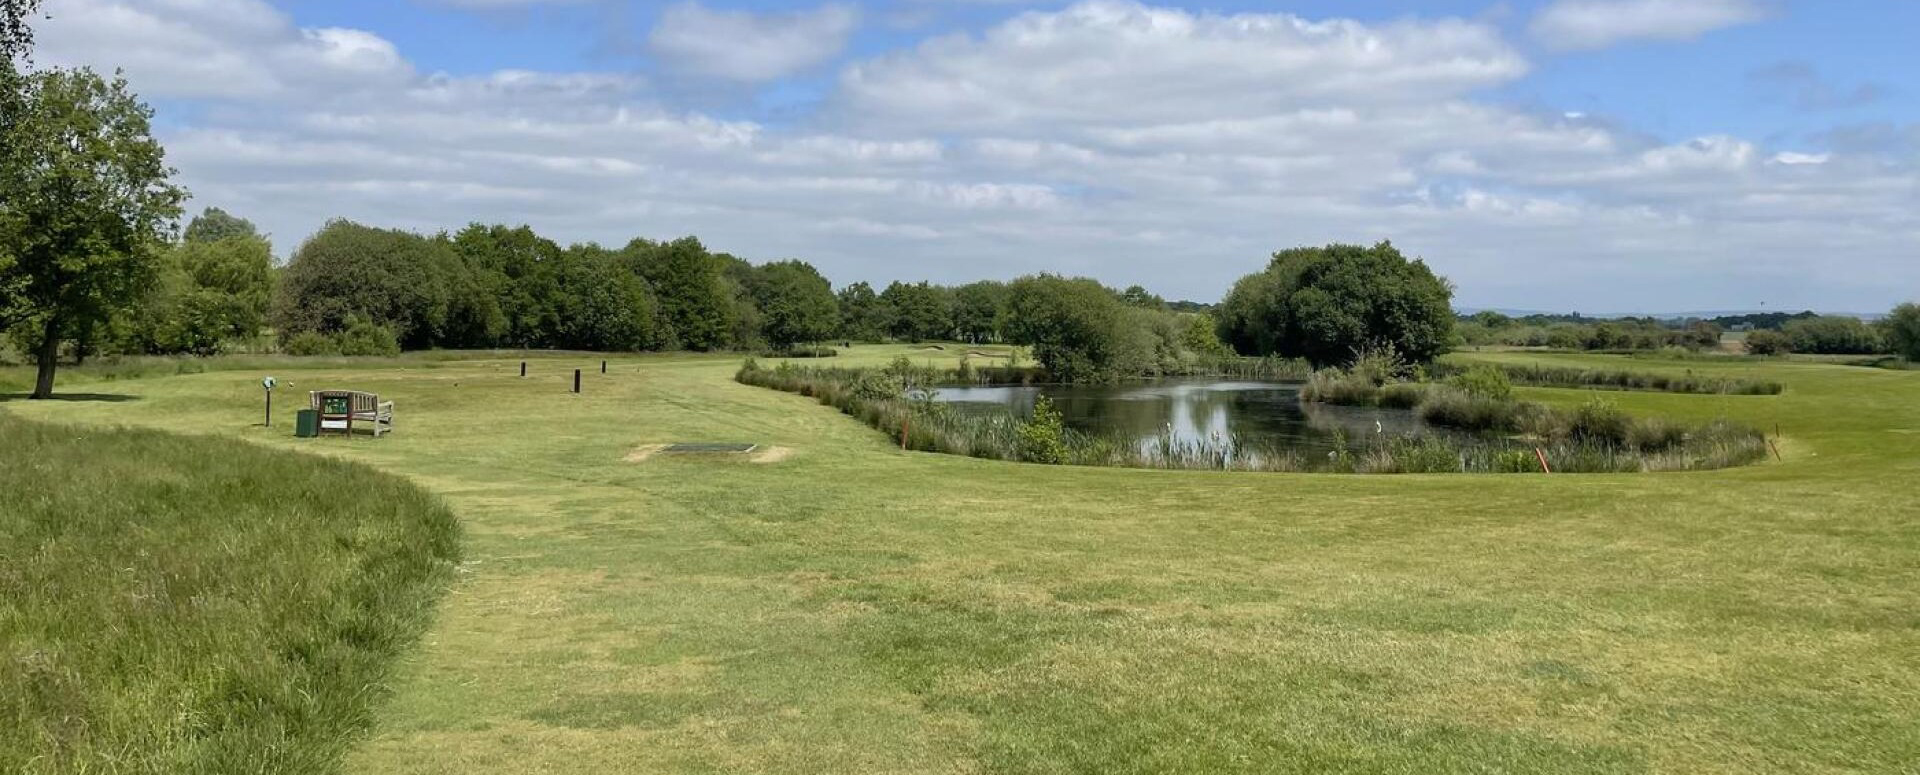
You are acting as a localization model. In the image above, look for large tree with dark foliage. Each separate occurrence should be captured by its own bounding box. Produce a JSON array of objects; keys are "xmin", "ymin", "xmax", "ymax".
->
[
  {"xmin": 752, "ymin": 260, "xmax": 838, "ymax": 349},
  {"xmin": 1003, "ymin": 274, "xmax": 1133, "ymax": 382},
  {"xmin": 880, "ymin": 281, "xmax": 952, "ymax": 342},
  {"xmin": 1216, "ymin": 242, "xmax": 1454, "ymax": 366},
  {"xmin": 951, "ymin": 280, "xmax": 1008, "ymax": 343},
  {"xmin": 273, "ymin": 219, "xmax": 462, "ymax": 349},
  {"xmin": 636, "ymin": 236, "xmax": 734, "ymax": 351},
  {"xmin": 836, "ymin": 281, "xmax": 886, "ymax": 341}
]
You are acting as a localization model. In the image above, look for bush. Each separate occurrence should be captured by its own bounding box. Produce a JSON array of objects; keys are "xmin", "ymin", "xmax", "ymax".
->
[
  {"xmin": 1017, "ymin": 395, "xmax": 1069, "ymax": 464},
  {"xmin": 1745, "ymin": 329, "xmax": 1792, "ymax": 356},
  {"xmin": 1783, "ymin": 316, "xmax": 1884, "ymax": 355},
  {"xmin": 282, "ymin": 330, "xmax": 340, "ymax": 356},
  {"xmin": 1446, "ymin": 364, "xmax": 1513, "ymax": 401},
  {"xmin": 1416, "ymin": 386, "xmax": 1519, "ymax": 433},
  {"xmin": 336, "ymin": 317, "xmax": 402, "ymax": 357},
  {"xmin": 1569, "ymin": 396, "xmax": 1632, "ymax": 444}
]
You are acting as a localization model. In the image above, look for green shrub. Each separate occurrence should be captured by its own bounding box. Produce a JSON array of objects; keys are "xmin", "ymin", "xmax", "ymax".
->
[
  {"xmin": 282, "ymin": 330, "xmax": 340, "ymax": 356},
  {"xmin": 1446, "ymin": 363, "xmax": 1513, "ymax": 401},
  {"xmin": 1018, "ymin": 395, "xmax": 1069, "ymax": 464},
  {"xmin": 1745, "ymin": 329, "xmax": 1792, "ymax": 356},
  {"xmin": 337, "ymin": 317, "xmax": 402, "ymax": 357},
  {"xmin": 1378, "ymin": 382, "xmax": 1427, "ymax": 409},
  {"xmin": 1569, "ymin": 396, "xmax": 1632, "ymax": 444}
]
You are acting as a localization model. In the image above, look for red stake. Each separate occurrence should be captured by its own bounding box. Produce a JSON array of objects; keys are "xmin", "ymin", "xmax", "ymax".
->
[{"xmin": 1534, "ymin": 447, "xmax": 1553, "ymax": 474}]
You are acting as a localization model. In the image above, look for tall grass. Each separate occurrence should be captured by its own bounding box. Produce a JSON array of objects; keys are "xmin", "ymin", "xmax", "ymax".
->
[
  {"xmin": 1300, "ymin": 367, "xmax": 1768, "ymax": 471},
  {"xmin": 737, "ymin": 360, "xmax": 1767, "ymax": 474},
  {"xmin": 1430, "ymin": 360, "xmax": 1784, "ymax": 395},
  {"xmin": 0, "ymin": 415, "xmax": 461, "ymax": 774}
]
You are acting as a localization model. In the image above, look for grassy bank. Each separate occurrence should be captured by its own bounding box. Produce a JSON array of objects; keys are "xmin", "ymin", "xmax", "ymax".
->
[
  {"xmin": 0, "ymin": 415, "xmax": 460, "ymax": 774},
  {"xmin": 2, "ymin": 345, "xmax": 1915, "ymax": 773}
]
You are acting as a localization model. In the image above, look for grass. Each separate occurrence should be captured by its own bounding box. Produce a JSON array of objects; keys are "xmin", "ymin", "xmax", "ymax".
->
[
  {"xmin": 0, "ymin": 414, "xmax": 460, "ymax": 774},
  {"xmin": 2, "ymin": 344, "xmax": 1917, "ymax": 773}
]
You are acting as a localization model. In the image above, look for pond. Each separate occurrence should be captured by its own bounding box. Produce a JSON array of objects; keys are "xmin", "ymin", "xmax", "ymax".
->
[{"xmin": 928, "ymin": 377, "xmax": 1466, "ymax": 460}]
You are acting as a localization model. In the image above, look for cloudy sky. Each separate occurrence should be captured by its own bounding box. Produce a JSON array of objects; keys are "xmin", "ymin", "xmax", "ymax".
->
[{"xmin": 31, "ymin": 0, "xmax": 1920, "ymax": 312}]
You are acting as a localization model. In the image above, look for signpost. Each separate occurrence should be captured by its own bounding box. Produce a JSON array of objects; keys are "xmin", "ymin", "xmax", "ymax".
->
[{"xmin": 262, "ymin": 376, "xmax": 277, "ymax": 427}]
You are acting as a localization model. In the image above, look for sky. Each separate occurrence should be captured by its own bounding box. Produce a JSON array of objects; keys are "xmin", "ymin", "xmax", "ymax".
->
[{"xmin": 29, "ymin": 0, "xmax": 1920, "ymax": 312}]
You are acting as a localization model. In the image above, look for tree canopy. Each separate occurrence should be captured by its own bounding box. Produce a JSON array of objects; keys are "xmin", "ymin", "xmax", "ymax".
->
[
  {"xmin": 182, "ymin": 207, "xmax": 261, "ymax": 244},
  {"xmin": 752, "ymin": 260, "xmax": 839, "ymax": 349},
  {"xmin": 1216, "ymin": 242, "xmax": 1454, "ymax": 366},
  {"xmin": 0, "ymin": 68, "xmax": 185, "ymax": 397},
  {"xmin": 1885, "ymin": 303, "xmax": 1920, "ymax": 362}
]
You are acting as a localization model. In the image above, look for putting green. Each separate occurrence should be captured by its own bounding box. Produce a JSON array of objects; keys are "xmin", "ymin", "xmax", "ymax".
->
[{"xmin": 6, "ymin": 346, "xmax": 1916, "ymax": 774}]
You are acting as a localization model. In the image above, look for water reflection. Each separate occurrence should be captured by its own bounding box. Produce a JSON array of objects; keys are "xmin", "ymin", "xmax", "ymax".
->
[{"xmin": 930, "ymin": 378, "xmax": 1453, "ymax": 458}]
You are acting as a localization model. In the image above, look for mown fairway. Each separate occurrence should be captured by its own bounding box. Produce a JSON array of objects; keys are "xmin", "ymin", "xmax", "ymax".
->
[{"xmin": 5, "ymin": 347, "xmax": 1917, "ymax": 774}]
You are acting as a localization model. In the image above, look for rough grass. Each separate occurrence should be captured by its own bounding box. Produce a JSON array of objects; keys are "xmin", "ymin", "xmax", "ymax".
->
[
  {"xmin": 1431, "ymin": 359, "xmax": 1785, "ymax": 395},
  {"xmin": 0, "ymin": 414, "xmax": 460, "ymax": 774},
  {"xmin": 3, "ymin": 345, "xmax": 1917, "ymax": 774}
]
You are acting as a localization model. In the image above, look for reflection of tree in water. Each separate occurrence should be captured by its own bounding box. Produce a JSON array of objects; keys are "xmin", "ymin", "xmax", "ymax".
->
[{"xmin": 934, "ymin": 378, "xmax": 1459, "ymax": 459}]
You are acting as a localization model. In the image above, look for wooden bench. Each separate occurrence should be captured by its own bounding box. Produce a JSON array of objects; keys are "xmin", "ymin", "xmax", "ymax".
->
[{"xmin": 310, "ymin": 390, "xmax": 394, "ymax": 437}]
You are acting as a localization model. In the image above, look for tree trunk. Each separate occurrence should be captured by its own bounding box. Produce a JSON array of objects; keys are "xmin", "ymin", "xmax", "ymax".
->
[{"xmin": 30, "ymin": 314, "xmax": 60, "ymax": 399}]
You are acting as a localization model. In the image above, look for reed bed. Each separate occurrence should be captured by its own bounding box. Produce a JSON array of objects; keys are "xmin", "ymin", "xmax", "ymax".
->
[{"xmin": 1429, "ymin": 360, "xmax": 1783, "ymax": 395}]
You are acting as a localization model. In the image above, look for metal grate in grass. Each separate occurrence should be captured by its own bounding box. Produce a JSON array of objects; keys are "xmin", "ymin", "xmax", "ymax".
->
[{"xmin": 660, "ymin": 442, "xmax": 758, "ymax": 454}]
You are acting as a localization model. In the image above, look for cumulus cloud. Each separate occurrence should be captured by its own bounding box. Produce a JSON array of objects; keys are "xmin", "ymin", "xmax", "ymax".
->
[
  {"xmin": 839, "ymin": 0, "xmax": 1527, "ymax": 132},
  {"xmin": 1529, "ymin": 0, "xmax": 1769, "ymax": 52},
  {"xmin": 648, "ymin": 2, "xmax": 859, "ymax": 82},
  {"xmin": 35, "ymin": 0, "xmax": 412, "ymax": 99},
  {"xmin": 28, "ymin": 0, "xmax": 1920, "ymax": 311}
]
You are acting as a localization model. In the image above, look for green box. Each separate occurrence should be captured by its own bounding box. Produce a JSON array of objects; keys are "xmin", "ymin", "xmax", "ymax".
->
[{"xmin": 295, "ymin": 409, "xmax": 320, "ymax": 438}]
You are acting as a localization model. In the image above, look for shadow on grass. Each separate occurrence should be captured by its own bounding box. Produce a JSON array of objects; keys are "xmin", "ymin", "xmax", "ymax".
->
[{"xmin": 0, "ymin": 392, "xmax": 143, "ymax": 403}]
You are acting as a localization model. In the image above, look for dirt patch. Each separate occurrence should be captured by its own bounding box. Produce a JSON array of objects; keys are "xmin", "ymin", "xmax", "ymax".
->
[
  {"xmin": 623, "ymin": 444, "xmax": 667, "ymax": 462},
  {"xmin": 623, "ymin": 444, "xmax": 792, "ymax": 463},
  {"xmin": 749, "ymin": 446, "xmax": 794, "ymax": 463}
]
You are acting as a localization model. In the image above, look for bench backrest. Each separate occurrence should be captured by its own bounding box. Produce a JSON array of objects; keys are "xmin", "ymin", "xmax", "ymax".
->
[{"xmin": 312, "ymin": 390, "xmax": 379, "ymax": 416}]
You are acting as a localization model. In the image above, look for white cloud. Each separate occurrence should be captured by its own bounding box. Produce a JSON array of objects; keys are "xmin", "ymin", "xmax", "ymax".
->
[
  {"xmin": 1529, "ymin": 0, "xmax": 1770, "ymax": 52},
  {"xmin": 28, "ymin": 0, "xmax": 1920, "ymax": 311},
  {"xmin": 839, "ymin": 0, "xmax": 1527, "ymax": 132},
  {"xmin": 35, "ymin": 0, "xmax": 411, "ymax": 99},
  {"xmin": 648, "ymin": 2, "xmax": 859, "ymax": 82}
]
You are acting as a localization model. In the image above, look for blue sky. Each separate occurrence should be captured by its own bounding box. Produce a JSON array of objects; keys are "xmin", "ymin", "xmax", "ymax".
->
[{"xmin": 33, "ymin": 0, "xmax": 1920, "ymax": 312}]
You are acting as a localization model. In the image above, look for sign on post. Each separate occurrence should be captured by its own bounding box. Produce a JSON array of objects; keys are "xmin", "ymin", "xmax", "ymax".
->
[{"xmin": 262, "ymin": 376, "xmax": 277, "ymax": 427}]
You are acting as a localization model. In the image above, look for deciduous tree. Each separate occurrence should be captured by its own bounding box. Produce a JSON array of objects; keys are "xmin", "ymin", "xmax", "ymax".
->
[
  {"xmin": 0, "ymin": 68, "xmax": 185, "ymax": 397},
  {"xmin": 753, "ymin": 260, "xmax": 839, "ymax": 349},
  {"xmin": 1216, "ymin": 242, "xmax": 1454, "ymax": 366}
]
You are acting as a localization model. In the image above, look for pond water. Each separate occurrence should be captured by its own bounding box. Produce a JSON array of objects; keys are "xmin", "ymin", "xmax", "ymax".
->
[{"xmin": 928, "ymin": 377, "xmax": 1464, "ymax": 460}]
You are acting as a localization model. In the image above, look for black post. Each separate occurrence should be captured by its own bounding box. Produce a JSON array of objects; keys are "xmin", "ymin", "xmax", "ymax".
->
[
  {"xmin": 265, "ymin": 389, "xmax": 272, "ymax": 427},
  {"xmin": 574, "ymin": 369, "xmax": 581, "ymax": 393},
  {"xmin": 520, "ymin": 361, "xmax": 527, "ymax": 378},
  {"xmin": 601, "ymin": 360, "xmax": 607, "ymax": 374}
]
